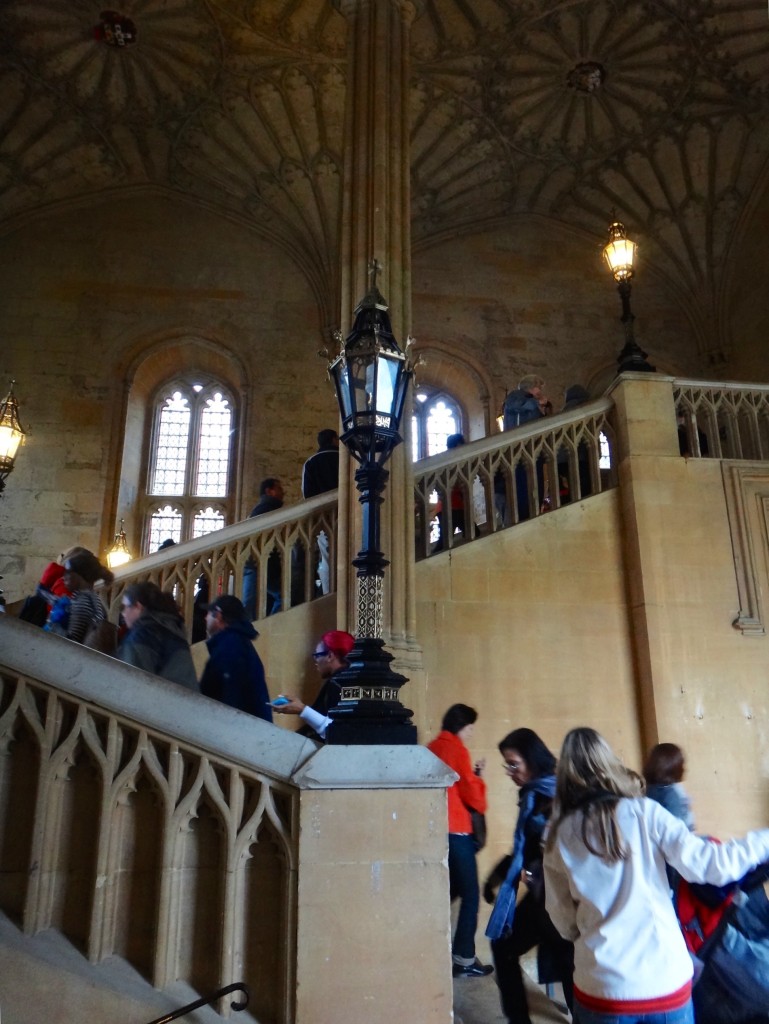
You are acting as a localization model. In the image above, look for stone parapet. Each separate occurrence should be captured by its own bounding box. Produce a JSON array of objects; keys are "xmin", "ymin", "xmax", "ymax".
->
[{"xmin": 0, "ymin": 616, "xmax": 455, "ymax": 1024}]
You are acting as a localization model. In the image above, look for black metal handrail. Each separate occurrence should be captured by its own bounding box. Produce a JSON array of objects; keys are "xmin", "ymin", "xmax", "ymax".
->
[{"xmin": 145, "ymin": 984, "xmax": 250, "ymax": 1024}]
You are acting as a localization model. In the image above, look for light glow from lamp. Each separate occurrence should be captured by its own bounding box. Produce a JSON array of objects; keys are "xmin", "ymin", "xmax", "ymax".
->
[
  {"xmin": 0, "ymin": 380, "xmax": 26, "ymax": 493},
  {"xmin": 106, "ymin": 519, "xmax": 132, "ymax": 569},
  {"xmin": 603, "ymin": 216, "xmax": 636, "ymax": 282}
]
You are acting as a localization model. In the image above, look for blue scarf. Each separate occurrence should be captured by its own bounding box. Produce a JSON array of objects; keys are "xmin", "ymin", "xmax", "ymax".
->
[{"xmin": 485, "ymin": 774, "xmax": 556, "ymax": 941}]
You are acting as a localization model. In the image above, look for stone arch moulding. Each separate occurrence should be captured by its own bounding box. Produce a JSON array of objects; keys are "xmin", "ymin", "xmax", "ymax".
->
[
  {"xmin": 722, "ymin": 461, "xmax": 769, "ymax": 637},
  {"xmin": 0, "ymin": 184, "xmax": 337, "ymax": 336},
  {"xmin": 103, "ymin": 330, "xmax": 251, "ymax": 559},
  {"xmin": 412, "ymin": 342, "xmax": 496, "ymax": 440}
]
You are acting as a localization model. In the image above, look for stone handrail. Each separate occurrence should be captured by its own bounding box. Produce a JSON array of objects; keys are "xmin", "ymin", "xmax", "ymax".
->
[
  {"xmin": 673, "ymin": 379, "xmax": 769, "ymax": 459},
  {"xmin": 0, "ymin": 615, "xmax": 314, "ymax": 1021},
  {"xmin": 104, "ymin": 491, "xmax": 338, "ymax": 636},
  {"xmin": 413, "ymin": 397, "xmax": 617, "ymax": 558}
]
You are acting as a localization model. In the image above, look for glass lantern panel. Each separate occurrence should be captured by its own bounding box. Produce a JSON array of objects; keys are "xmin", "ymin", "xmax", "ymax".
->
[
  {"xmin": 338, "ymin": 363, "xmax": 354, "ymax": 421},
  {"xmin": 603, "ymin": 238, "xmax": 635, "ymax": 276},
  {"xmin": 350, "ymin": 355, "xmax": 371, "ymax": 412},
  {"xmin": 0, "ymin": 422, "xmax": 22, "ymax": 462},
  {"xmin": 375, "ymin": 353, "xmax": 398, "ymax": 418}
]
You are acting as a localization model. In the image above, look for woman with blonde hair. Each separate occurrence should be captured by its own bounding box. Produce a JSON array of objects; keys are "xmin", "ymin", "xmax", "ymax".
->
[{"xmin": 543, "ymin": 727, "xmax": 769, "ymax": 1024}]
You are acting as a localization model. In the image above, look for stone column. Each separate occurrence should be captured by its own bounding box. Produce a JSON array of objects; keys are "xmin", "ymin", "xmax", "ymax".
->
[
  {"xmin": 607, "ymin": 372, "xmax": 679, "ymax": 750},
  {"xmin": 333, "ymin": 0, "xmax": 425, "ymax": 700}
]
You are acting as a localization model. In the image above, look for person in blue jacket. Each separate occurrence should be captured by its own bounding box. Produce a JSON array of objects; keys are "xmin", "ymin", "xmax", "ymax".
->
[{"xmin": 200, "ymin": 594, "xmax": 272, "ymax": 722}]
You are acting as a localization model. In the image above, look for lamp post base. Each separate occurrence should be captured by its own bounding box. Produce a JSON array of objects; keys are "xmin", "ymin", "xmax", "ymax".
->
[
  {"xmin": 617, "ymin": 340, "xmax": 655, "ymax": 374},
  {"xmin": 325, "ymin": 636, "xmax": 416, "ymax": 745},
  {"xmin": 325, "ymin": 716, "xmax": 418, "ymax": 745}
]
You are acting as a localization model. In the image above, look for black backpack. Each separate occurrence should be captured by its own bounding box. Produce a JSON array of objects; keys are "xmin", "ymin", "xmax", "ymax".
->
[{"xmin": 18, "ymin": 591, "xmax": 49, "ymax": 627}]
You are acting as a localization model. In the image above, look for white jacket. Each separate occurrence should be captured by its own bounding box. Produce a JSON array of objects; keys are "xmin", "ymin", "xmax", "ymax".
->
[{"xmin": 544, "ymin": 797, "xmax": 769, "ymax": 1004}]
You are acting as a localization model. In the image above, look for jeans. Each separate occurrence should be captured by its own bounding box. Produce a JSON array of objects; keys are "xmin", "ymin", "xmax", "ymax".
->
[
  {"xmin": 448, "ymin": 833, "xmax": 480, "ymax": 963},
  {"xmin": 574, "ymin": 998, "xmax": 694, "ymax": 1024},
  {"xmin": 242, "ymin": 557, "xmax": 281, "ymax": 619},
  {"xmin": 242, "ymin": 562, "xmax": 257, "ymax": 620},
  {"xmin": 492, "ymin": 892, "xmax": 573, "ymax": 1024}
]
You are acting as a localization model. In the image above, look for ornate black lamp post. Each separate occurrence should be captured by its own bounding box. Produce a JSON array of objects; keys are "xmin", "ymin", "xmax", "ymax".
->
[
  {"xmin": 603, "ymin": 214, "xmax": 655, "ymax": 374},
  {"xmin": 325, "ymin": 260, "xmax": 417, "ymax": 744},
  {"xmin": 0, "ymin": 380, "xmax": 27, "ymax": 496}
]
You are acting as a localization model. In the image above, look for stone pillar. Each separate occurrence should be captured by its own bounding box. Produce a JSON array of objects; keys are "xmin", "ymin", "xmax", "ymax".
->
[
  {"xmin": 607, "ymin": 372, "xmax": 679, "ymax": 750},
  {"xmin": 291, "ymin": 746, "xmax": 454, "ymax": 1024},
  {"xmin": 333, "ymin": 0, "xmax": 425, "ymax": 706}
]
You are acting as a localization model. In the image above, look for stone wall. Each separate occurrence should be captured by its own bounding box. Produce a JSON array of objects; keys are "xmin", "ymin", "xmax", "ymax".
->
[
  {"xmin": 414, "ymin": 488, "xmax": 643, "ymax": 874},
  {"xmin": 0, "ymin": 198, "xmax": 710, "ymax": 602},
  {"xmin": 0, "ymin": 193, "xmax": 338, "ymax": 593},
  {"xmin": 413, "ymin": 376, "xmax": 769, "ymax": 870}
]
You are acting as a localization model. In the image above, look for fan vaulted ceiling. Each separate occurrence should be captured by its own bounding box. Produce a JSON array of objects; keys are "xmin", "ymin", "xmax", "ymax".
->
[{"xmin": 3, "ymin": 0, "xmax": 769, "ymax": 356}]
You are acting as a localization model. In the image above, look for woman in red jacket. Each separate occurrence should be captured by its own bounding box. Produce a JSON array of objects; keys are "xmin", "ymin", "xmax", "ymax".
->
[{"xmin": 428, "ymin": 703, "xmax": 493, "ymax": 978}]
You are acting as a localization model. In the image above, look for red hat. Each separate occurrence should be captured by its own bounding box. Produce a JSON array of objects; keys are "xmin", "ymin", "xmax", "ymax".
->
[{"xmin": 322, "ymin": 630, "xmax": 355, "ymax": 659}]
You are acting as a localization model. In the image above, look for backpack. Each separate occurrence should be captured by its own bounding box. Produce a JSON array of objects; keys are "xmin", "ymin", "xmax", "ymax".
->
[{"xmin": 18, "ymin": 591, "xmax": 49, "ymax": 627}]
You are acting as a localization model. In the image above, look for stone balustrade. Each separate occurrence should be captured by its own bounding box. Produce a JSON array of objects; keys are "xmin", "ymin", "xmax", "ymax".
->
[
  {"xmin": 673, "ymin": 379, "xmax": 769, "ymax": 459},
  {"xmin": 101, "ymin": 380, "xmax": 769, "ymax": 624},
  {"xmin": 105, "ymin": 491, "xmax": 338, "ymax": 637},
  {"xmin": 0, "ymin": 615, "xmax": 455, "ymax": 1024},
  {"xmin": 413, "ymin": 397, "xmax": 617, "ymax": 558}
]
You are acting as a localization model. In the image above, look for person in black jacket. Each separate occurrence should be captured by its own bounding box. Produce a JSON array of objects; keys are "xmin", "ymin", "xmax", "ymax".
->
[
  {"xmin": 301, "ymin": 429, "xmax": 339, "ymax": 594},
  {"xmin": 242, "ymin": 477, "xmax": 284, "ymax": 619},
  {"xmin": 484, "ymin": 727, "xmax": 573, "ymax": 1024},
  {"xmin": 200, "ymin": 595, "xmax": 272, "ymax": 722},
  {"xmin": 302, "ymin": 429, "xmax": 339, "ymax": 499},
  {"xmin": 118, "ymin": 581, "xmax": 198, "ymax": 691}
]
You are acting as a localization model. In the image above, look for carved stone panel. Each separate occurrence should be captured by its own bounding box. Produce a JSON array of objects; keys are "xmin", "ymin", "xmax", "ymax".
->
[{"xmin": 722, "ymin": 461, "xmax": 769, "ymax": 636}]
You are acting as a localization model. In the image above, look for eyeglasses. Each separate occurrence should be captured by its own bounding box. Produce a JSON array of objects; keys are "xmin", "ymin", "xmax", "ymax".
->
[
  {"xmin": 504, "ymin": 761, "xmax": 523, "ymax": 772},
  {"xmin": 312, "ymin": 650, "xmax": 329, "ymax": 660}
]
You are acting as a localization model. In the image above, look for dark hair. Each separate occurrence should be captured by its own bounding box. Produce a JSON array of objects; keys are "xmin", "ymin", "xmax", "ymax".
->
[
  {"xmin": 498, "ymin": 728, "xmax": 556, "ymax": 778},
  {"xmin": 441, "ymin": 703, "xmax": 477, "ymax": 734},
  {"xmin": 65, "ymin": 551, "xmax": 114, "ymax": 586},
  {"xmin": 207, "ymin": 593, "xmax": 250, "ymax": 625},
  {"xmin": 643, "ymin": 742, "xmax": 685, "ymax": 785},
  {"xmin": 158, "ymin": 538, "xmax": 177, "ymax": 551},
  {"xmin": 123, "ymin": 581, "xmax": 179, "ymax": 616},
  {"xmin": 317, "ymin": 428, "xmax": 338, "ymax": 448},
  {"xmin": 563, "ymin": 385, "xmax": 590, "ymax": 410},
  {"xmin": 259, "ymin": 477, "xmax": 280, "ymax": 495},
  {"xmin": 446, "ymin": 433, "xmax": 465, "ymax": 449}
]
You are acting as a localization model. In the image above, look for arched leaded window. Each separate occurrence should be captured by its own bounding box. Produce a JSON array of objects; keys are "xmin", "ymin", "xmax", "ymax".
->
[
  {"xmin": 412, "ymin": 389, "xmax": 464, "ymax": 461},
  {"xmin": 412, "ymin": 389, "xmax": 465, "ymax": 545},
  {"xmin": 143, "ymin": 378, "xmax": 236, "ymax": 552}
]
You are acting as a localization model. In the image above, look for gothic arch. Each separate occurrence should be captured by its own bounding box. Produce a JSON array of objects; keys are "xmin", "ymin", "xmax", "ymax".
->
[
  {"xmin": 107, "ymin": 331, "xmax": 250, "ymax": 557},
  {"xmin": 412, "ymin": 342, "xmax": 496, "ymax": 440}
]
